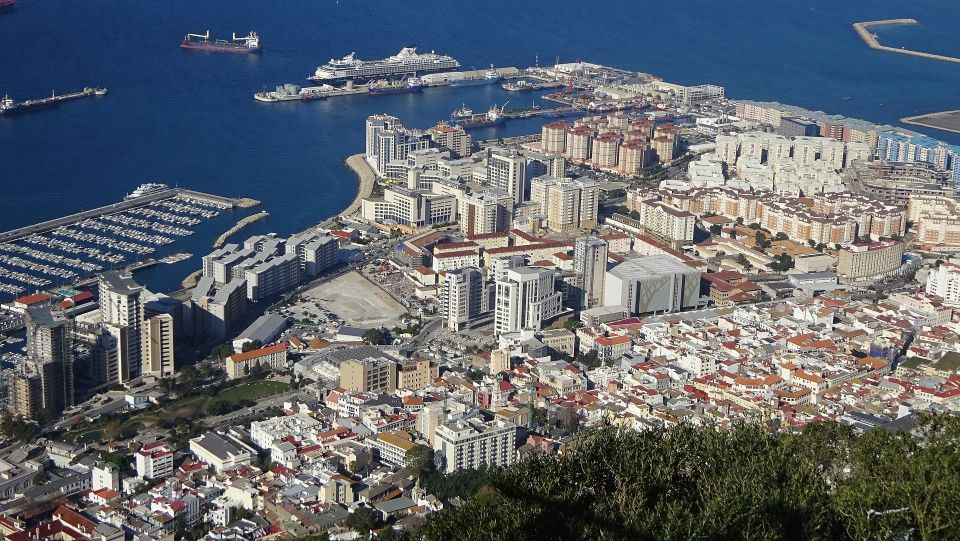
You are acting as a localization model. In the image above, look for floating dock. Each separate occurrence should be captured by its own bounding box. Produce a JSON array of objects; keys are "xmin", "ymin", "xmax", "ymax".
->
[{"xmin": 852, "ymin": 19, "xmax": 960, "ymax": 64}]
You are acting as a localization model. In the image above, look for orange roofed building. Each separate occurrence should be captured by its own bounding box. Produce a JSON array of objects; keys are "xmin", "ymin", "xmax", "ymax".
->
[{"xmin": 225, "ymin": 342, "xmax": 289, "ymax": 379}]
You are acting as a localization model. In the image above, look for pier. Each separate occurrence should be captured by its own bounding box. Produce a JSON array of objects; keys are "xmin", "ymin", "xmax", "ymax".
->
[{"xmin": 852, "ymin": 19, "xmax": 960, "ymax": 64}]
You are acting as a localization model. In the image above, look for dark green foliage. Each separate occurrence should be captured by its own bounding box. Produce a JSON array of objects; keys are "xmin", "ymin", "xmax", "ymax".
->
[
  {"xmin": 362, "ymin": 327, "xmax": 392, "ymax": 345},
  {"xmin": 562, "ymin": 318, "xmax": 584, "ymax": 331},
  {"xmin": 577, "ymin": 349, "xmax": 600, "ymax": 370},
  {"xmin": 423, "ymin": 418, "xmax": 960, "ymax": 541},
  {"xmin": 345, "ymin": 506, "xmax": 382, "ymax": 536},
  {"xmin": 0, "ymin": 416, "xmax": 38, "ymax": 442},
  {"xmin": 422, "ymin": 464, "xmax": 493, "ymax": 501},
  {"xmin": 207, "ymin": 398, "xmax": 256, "ymax": 416},
  {"xmin": 241, "ymin": 339, "xmax": 262, "ymax": 353}
]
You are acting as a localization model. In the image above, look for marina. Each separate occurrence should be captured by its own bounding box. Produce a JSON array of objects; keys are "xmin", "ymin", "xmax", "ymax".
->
[{"xmin": 0, "ymin": 188, "xmax": 248, "ymax": 300}]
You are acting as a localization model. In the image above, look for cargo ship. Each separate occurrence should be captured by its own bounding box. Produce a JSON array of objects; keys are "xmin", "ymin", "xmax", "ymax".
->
[
  {"xmin": 449, "ymin": 67, "xmax": 502, "ymax": 87},
  {"xmin": 307, "ymin": 46, "xmax": 459, "ymax": 85},
  {"xmin": 450, "ymin": 105, "xmax": 505, "ymax": 130},
  {"xmin": 180, "ymin": 31, "xmax": 261, "ymax": 53},
  {"xmin": 368, "ymin": 77, "xmax": 423, "ymax": 96},
  {"xmin": 0, "ymin": 87, "xmax": 106, "ymax": 116}
]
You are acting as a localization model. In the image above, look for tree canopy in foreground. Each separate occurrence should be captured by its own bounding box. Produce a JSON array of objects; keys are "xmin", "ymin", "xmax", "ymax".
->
[{"xmin": 423, "ymin": 416, "xmax": 960, "ymax": 541}]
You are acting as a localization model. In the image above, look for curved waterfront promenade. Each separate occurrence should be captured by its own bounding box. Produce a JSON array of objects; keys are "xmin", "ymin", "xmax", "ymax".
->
[
  {"xmin": 853, "ymin": 19, "xmax": 960, "ymax": 64},
  {"xmin": 342, "ymin": 154, "xmax": 376, "ymax": 217}
]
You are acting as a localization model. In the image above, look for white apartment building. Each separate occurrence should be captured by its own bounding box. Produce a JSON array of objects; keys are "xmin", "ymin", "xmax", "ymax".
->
[
  {"xmin": 573, "ymin": 236, "xmax": 608, "ymax": 309},
  {"xmin": 439, "ymin": 267, "xmax": 487, "ymax": 331},
  {"xmin": 637, "ymin": 199, "xmax": 695, "ymax": 246},
  {"xmin": 361, "ymin": 187, "xmax": 457, "ymax": 228},
  {"xmin": 458, "ymin": 190, "xmax": 513, "ymax": 236},
  {"xmin": 926, "ymin": 262, "xmax": 960, "ymax": 304},
  {"xmin": 433, "ymin": 418, "xmax": 517, "ymax": 473},
  {"xmin": 135, "ymin": 440, "xmax": 174, "ymax": 479},
  {"xmin": 494, "ymin": 266, "xmax": 563, "ymax": 335},
  {"xmin": 486, "ymin": 148, "xmax": 526, "ymax": 204},
  {"xmin": 142, "ymin": 313, "xmax": 174, "ymax": 378},
  {"xmin": 245, "ymin": 252, "xmax": 300, "ymax": 301},
  {"xmin": 99, "ymin": 271, "xmax": 144, "ymax": 383},
  {"xmin": 530, "ymin": 175, "xmax": 599, "ymax": 233}
]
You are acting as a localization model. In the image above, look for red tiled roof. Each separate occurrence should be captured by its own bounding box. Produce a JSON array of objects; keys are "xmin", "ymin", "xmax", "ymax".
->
[
  {"xmin": 229, "ymin": 342, "xmax": 288, "ymax": 362},
  {"xmin": 15, "ymin": 292, "xmax": 52, "ymax": 305}
]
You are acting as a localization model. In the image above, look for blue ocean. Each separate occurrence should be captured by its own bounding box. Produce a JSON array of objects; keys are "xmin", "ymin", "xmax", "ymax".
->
[{"xmin": 1, "ymin": 0, "xmax": 959, "ymax": 293}]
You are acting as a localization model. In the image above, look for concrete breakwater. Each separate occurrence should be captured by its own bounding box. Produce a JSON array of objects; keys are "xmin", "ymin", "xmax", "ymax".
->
[
  {"xmin": 213, "ymin": 210, "xmax": 269, "ymax": 248},
  {"xmin": 342, "ymin": 154, "xmax": 377, "ymax": 217},
  {"xmin": 853, "ymin": 19, "xmax": 960, "ymax": 64}
]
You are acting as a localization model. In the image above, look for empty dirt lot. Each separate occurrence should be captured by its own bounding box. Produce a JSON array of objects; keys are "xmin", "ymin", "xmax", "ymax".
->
[{"xmin": 304, "ymin": 271, "xmax": 406, "ymax": 328}]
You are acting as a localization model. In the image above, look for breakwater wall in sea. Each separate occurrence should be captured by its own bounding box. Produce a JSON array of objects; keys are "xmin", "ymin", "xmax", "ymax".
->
[
  {"xmin": 213, "ymin": 210, "xmax": 270, "ymax": 248},
  {"xmin": 852, "ymin": 19, "xmax": 960, "ymax": 64}
]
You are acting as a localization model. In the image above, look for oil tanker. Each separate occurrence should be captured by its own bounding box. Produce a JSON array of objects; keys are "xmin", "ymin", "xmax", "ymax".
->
[{"xmin": 180, "ymin": 31, "xmax": 261, "ymax": 53}]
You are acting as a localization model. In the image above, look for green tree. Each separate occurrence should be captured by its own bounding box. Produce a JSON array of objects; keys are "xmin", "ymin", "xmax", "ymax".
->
[
  {"xmin": 754, "ymin": 230, "xmax": 766, "ymax": 248},
  {"xmin": 774, "ymin": 232, "xmax": 789, "ymax": 241},
  {"xmin": 577, "ymin": 350, "xmax": 600, "ymax": 370},
  {"xmin": 562, "ymin": 319, "xmax": 584, "ymax": 331},
  {"xmin": 103, "ymin": 418, "xmax": 123, "ymax": 442},
  {"xmin": 405, "ymin": 444, "xmax": 434, "ymax": 479},
  {"xmin": 345, "ymin": 507, "xmax": 381, "ymax": 537},
  {"xmin": 709, "ymin": 224, "xmax": 722, "ymax": 236},
  {"xmin": 362, "ymin": 327, "xmax": 391, "ymax": 345},
  {"xmin": 422, "ymin": 418, "xmax": 960, "ymax": 541},
  {"xmin": 241, "ymin": 339, "xmax": 262, "ymax": 353}
]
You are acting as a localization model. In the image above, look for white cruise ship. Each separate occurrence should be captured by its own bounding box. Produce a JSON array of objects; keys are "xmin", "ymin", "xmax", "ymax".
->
[
  {"xmin": 307, "ymin": 46, "xmax": 460, "ymax": 85},
  {"xmin": 125, "ymin": 183, "xmax": 170, "ymax": 200}
]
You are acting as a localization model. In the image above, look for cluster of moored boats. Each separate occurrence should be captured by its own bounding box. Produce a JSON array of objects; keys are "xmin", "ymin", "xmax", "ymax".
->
[{"xmin": 0, "ymin": 195, "xmax": 226, "ymax": 297}]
